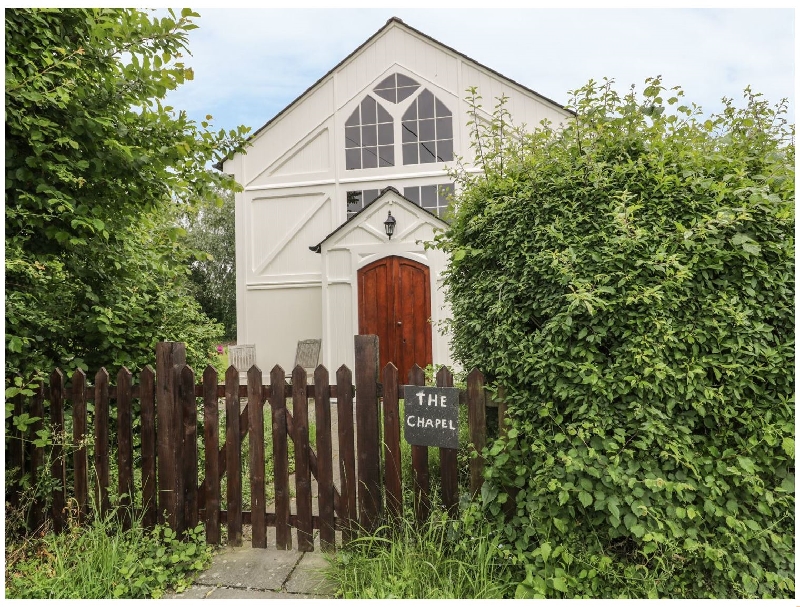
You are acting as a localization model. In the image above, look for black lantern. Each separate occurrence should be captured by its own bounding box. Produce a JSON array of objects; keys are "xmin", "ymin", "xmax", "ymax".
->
[{"xmin": 384, "ymin": 210, "xmax": 396, "ymax": 240}]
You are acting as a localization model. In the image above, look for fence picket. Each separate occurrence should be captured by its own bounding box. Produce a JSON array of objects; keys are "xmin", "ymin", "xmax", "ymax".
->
[
  {"xmin": 117, "ymin": 367, "xmax": 134, "ymax": 529},
  {"xmin": 181, "ymin": 366, "xmax": 198, "ymax": 531},
  {"xmin": 467, "ymin": 369, "xmax": 486, "ymax": 497},
  {"xmin": 408, "ymin": 364, "xmax": 430, "ymax": 524},
  {"xmin": 94, "ymin": 368, "xmax": 111, "ymax": 517},
  {"xmin": 270, "ymin": 365, "xmax": 291, "ymax": 550},
  {"xmin": 314, "ymin": 365, "xmax": 335, "ymax": 551},
  {"xmin": 9, "ymin": 390, "xmax": 24, "ymax": 512},
  {"xmin": 140, "ymin": 366, "xmax": 157, "ymax": 528},
  {"xmin": 203, "ymin": 365, "xmax": 220, "ymax": 544},
  {"xmin": 49, "ymin": 369, "xmax": 66, "ymax": 533},
  {"xmin": 72, "ymin": 369, "xmax": 88, "ymax": 523},
  {"xmin": 225, "ymin": 366, "xmax": 242, "ymax": 546},
  {"xmin": 437, "ymin": 366, "xmax": 458, "ymax": 517},
  {"xmin": 29, "ymin": 383, "xmax": 44, "ymax": 529},
  {"xmin": 248, "ymin": 365, "xmax": 266, "ymax": 548},
  {"xmin": 336, "ymin": 365, "xmax": 356, "ymax": 543},
  {"xmin": 382, "ymin": 363, "xmax": 402, "ymax": 523},
  {"xmin": 293, "ymin": 366, "xmax": 313, "ymax": 551}
]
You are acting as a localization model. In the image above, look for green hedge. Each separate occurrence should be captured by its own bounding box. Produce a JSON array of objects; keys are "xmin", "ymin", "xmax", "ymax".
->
[{"xmin": 438, "ymin": 79, "xmax": 794, "ymax": 598}]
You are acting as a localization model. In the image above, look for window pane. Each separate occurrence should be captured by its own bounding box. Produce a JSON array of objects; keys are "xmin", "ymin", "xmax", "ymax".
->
[
  {"xmin": 438, "ymin": 183, "xmax": 454, "ymax": 200},
  {"xmin": 436, "ymin": 117, "xmax": 452, "ymax": 140},
  {"xmin": 345, "ymin": 108, "xmax": 360, "ymax": 127},
  {"xmin": 418, "ymin": 89, "xmax": 435, "ymax": 119},
  {"xmin": 375, "ymin": 74, "xmax": 395, "ymax": 90},
  {"xmin": 402, "ymin": 99, "xmax": 417, "ymax": 121},
  {"xmin": 397, "ymin": 86, "xmax": 417, "ymax": 102},
  {"xmin": 362, "ymin": 147, "xmax": 378, "ymax": 169},
  {"xmin": 361, "ymin": 97, "xmax": 377, "ymax": 124},
  {"xmin": 346, "ymin": 148, "xmax": 361, "ymax": 170},
  {"xmin": 418, "ymin": 118, "xmax": 435, "ymax": 141},
  {"xmin": 396, "ymin": 73, "xmax": 418, "ymax": 87},
  {"xmin": 419, "ymin": 143, "xmax": 435, "ymax": 163},
  {"xmin": 421, "ymin": 185, "xmax": 438, "ymax": 208},
  {"xmin": 364, "ymin": 189, "xmax": 380, "ymax": 205},
  {"xmin": 347, "ymin": 191, "xmax": 363, "ymax": 215},
  {"xmin": 375, "ymin": 88, "xmax": 396, "ymax": 103},
  {"xmin": 402, "ymin": 120, "xmax": 418, "ymax": 143},
  {"xmin": 377, "ymin": 104, "xmax": 392, "ymax": 123},
  {"xmin": 378, "ymin": 145, "xmax": 394, "ymax": 167},
  {"xmin": 378, "ymin": 123, "xmax": 393, "ymax": 145},
  {"xmin": 403, "ymin": 143, "xmax": 418, "ymax": 165},
  {"xmin": 435, "ymin": 98, "xmax": 452, "ymax": 118},
  {"xmin": 404, "ymin": 186, "xmax": 420, "ymax": 204},
  {"xmin": 436, "ymin": 139, "xmax": 453, "ymax": 162},
  {"xmin": 345, "ymin": 126, "xmax": 360, "ymax": 148},
  {"xmin": 362, "ymin": 124, "xmax": 377, "ymax": 146}
]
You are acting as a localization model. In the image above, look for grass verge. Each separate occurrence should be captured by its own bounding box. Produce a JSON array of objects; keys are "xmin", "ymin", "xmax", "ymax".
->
[
  {"xmin": 325, "ymin": 504, "xmax": 513, "ymax": 598},
  {"xmin": 5, "ymin": 508, "xmax": 212, "ymax": 599}
]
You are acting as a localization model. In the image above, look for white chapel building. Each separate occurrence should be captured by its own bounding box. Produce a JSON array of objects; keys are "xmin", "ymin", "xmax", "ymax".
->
[{"xmin": 221, "ymin": 17, "xmax": 571, "ymax": 381}]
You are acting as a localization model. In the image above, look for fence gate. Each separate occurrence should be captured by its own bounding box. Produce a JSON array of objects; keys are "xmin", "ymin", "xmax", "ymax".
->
[{"xmin": 7, "ymin": 335, "xmax": 497, "ymax": 552}]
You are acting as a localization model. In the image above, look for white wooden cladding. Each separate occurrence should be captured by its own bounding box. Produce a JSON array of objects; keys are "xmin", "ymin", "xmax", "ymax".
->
[{"xmin": 226, "ymin": 19, "xmax": 570, "ymax": 373}]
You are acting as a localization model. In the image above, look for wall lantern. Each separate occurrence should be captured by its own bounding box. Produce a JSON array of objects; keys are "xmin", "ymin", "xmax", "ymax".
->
[{"xmin": 384, "ymin": 211, "xmax": 396, "ymax": 240}]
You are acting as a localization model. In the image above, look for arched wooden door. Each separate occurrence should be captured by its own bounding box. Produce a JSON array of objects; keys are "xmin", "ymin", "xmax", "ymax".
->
[{"xmin": 357, "ymin": 256, "xmax": 432, "ymax": 384}]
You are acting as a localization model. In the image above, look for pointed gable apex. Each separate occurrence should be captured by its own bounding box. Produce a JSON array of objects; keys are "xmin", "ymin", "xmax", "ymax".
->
[
  {"xmin": 309, "ymin": 186, "xmax": 447, "ymax": 253},
  {"xmin": 218, "ymin": 16, "xmax": 571, "ymax": 172}
]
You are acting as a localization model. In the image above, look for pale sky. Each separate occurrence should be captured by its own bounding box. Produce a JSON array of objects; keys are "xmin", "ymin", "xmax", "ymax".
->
[{"xmin": 163, "ymin": 8, "xmax": 795, "ymax": 138}]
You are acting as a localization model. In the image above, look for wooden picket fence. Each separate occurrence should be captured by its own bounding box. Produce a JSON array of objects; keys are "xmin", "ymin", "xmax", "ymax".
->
[{"xmin": 6, "ymin": 336, "xmax": 503, "ymax": 551}]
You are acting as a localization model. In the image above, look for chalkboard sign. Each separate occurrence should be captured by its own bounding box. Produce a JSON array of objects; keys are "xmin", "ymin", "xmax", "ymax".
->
[{"xmin": 403, "ymin": 386, "xmax": 460, "ymax": 449}]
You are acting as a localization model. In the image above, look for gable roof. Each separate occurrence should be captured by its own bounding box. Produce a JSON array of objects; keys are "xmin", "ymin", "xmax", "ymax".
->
[
  {"xmin": 309, "ymin": 186, "xmax": 447, "ymax": 253},
  {"xmin": 216, "ymin": 16, "xmax": 572, "ymax": 171}
]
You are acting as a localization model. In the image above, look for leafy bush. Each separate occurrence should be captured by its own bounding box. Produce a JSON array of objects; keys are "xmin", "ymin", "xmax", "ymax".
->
[
  {"xmin": 437, "ymin": 79, "xmax": 794, "ymax": 597},
  {"xmin": 5, "ymin": 511, "xmax": 212, "ymax": 599}
]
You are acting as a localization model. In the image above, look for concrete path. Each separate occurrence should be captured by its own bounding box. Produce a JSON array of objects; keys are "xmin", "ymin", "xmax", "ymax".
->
[{"xmin": 164, "ymin": 545, "xmax": 336, "ymax": 599}]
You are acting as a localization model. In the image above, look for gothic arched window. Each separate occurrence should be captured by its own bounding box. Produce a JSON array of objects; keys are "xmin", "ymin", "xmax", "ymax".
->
[
  {"xmin": 401, "ymin": 89, "xmax": 453, "ymax": 165},
  {"xmin": 345, "ymin": 95, "xmax": 395, "ymax": 170}
]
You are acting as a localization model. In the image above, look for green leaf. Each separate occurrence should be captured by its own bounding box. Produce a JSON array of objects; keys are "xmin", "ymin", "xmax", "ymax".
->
[
  {"xmin": 551, "ymin": 577, "xmax": 567, "ymax": 592},
  {"xmin": 539, "ymin": 541, "xmax": 552, "ymax": 563},
  {"xmin": 578, "ymin": 490, "xmax": 593, "ymax": 508}
]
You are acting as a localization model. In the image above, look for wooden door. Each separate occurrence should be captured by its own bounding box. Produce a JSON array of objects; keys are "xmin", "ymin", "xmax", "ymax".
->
[{"xmin": 357, "ymin": 256, "xmax": 432, "ymax": 384}]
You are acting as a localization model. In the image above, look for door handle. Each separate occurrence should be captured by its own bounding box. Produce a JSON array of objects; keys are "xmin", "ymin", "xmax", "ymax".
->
[{"xmin": 396, "ymin": 321, "xmax": 402, "ymax": 326}]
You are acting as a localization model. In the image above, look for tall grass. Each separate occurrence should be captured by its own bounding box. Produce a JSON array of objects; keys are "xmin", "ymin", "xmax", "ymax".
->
[
  {"xmin": 5, "ymin": 505, "xmax": 212, "ymax": 599},
  {"xmin": 326, "ymin": 506, "xmax": 513, "ymax": 599}
]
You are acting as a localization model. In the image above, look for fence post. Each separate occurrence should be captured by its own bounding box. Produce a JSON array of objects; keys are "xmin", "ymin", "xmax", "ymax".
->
[
  {"xmin": 156, "ymin": 341, "xmax": 186, "ymax": 530},
  {"xmin": 355, "ymin": 334, "xmax": 381, "ymax": 532}
]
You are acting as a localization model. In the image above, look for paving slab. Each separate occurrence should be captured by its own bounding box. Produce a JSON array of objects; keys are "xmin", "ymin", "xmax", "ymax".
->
[
  {"xmin": 193, "ymin": 547, "xmax": 301, "ymax": 591},
  {"xmin": 168, "ymin": 587, "xmax": 317, "ymax": 599},
  {"xmin": 285, "ymin": 551, "xmax": 337, "ymax": 595}
]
